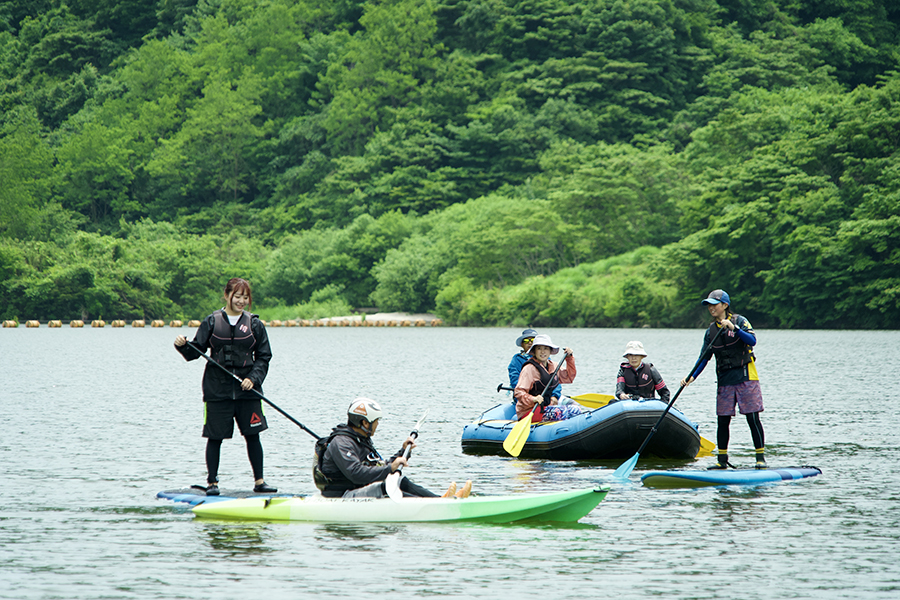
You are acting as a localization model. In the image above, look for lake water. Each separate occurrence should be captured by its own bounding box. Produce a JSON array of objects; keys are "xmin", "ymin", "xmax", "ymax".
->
[{"xmin": 2, "ymin": 326, "xmax": 899, "ymax": 599}]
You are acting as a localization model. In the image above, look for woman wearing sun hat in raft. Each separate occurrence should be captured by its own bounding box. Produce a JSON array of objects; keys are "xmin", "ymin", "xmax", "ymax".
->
[
  {"xmin": 615, "ymin": 341, "xmax": 671, "ymax": 403},
  {"xmin": 514, "ymin": 334, "xmax": 581, "ymax": 422},
  {"xmin": 508, "ymin": 328, "xmax": 561, "ymax": 403},
  {"xmin": 680, "ymin": 289, "xmax": 767, "ymax": 470}
]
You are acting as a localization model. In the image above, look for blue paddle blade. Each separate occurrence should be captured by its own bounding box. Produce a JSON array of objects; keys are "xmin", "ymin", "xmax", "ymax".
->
[{"xmin": 611, "ymin": 452, "xmax": 640, "ymax": 479}]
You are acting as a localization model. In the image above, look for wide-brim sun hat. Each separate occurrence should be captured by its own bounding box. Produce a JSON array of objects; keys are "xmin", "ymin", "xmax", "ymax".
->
[
  {"xmin": 623, "ymin": 340, "xmax": 647, "ymax": 357},
  {"xmin": 701, "ymin": 289, "xmax": 731, "ymax": 306},
  {"xmin": 528, "ymin": 334, "xmax": 559, "ymax": 355},
  {"xmin": 515, "ymin": 328, "xmax": 539, "ymax": 347}
]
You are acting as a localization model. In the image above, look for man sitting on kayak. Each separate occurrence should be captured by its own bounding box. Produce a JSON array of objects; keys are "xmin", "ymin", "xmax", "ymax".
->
[{"xmin": 314, "ymin": 398, "xmax": 472, "ymax": 499}]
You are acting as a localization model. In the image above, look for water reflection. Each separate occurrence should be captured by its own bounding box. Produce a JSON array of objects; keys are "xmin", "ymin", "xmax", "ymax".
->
[
  {"xmin": 201, "ymin": 523, "xmax": 273, "ymax": 556},
  {"xmin": 315, "ymin": 522, "xmax": 406, "ymax": 542},
  {"xmin": 505, "ymin": 459, "xmax": 590, "ymax": 491}
]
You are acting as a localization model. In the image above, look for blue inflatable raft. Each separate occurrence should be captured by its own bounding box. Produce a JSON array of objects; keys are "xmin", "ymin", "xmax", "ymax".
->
[
  {"xmin": 461, "ymin": 398, "xmax": 702, "ymax": 460},
  {"xmin": 641, "ymin": 466, "xmax": 823, "ymax": 488}
]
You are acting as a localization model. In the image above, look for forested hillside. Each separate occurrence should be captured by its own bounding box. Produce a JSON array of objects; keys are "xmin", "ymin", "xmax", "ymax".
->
[{"xmin": 2, "ymin": 0, "xmax": 899, "ymax": 328}]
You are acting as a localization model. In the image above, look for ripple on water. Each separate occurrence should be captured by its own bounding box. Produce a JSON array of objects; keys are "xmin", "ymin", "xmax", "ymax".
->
[{"xmin": 2, "ymin": 327, "xmax": 900, "ymax": 598}]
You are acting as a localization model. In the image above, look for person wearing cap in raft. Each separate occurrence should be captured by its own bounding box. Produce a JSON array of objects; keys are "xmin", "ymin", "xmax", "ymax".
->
[
  {"xmin": 313, "ymin": 398, "xmax": 472, "ymax": 499},
  {"xmin": 615, "ymin": 341, "xmax": 671, "ymax": 403},
  {"xmin": 508, "ymin": 329, "xmax": 561, "ymax": 402},
  {"xmin": 514, "ymin": 334, "xmax": 581, "ymax": 422},
  {"xmin": 680, "ymin": 289, "xmax": 767, "ymax": 469}
]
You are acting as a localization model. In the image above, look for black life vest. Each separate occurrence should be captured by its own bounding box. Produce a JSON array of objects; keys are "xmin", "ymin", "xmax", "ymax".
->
[
  {"xmin": 210, "ymin": 310, "xmax": 256, "ymax": 368},
  {"xmin": 525, "ymin": 358, "xmax": 560, "ymax": 420},
  {"xmin": 619, "ymin": 362, "xmax": 658, "ymax": 398},
  {"xmin": 313, "ymin": 425, "xmax": 384, "ymax": 493},
  {"xmin": 707, "ymin": 319, "xmax": 752, "ymax": 374}
]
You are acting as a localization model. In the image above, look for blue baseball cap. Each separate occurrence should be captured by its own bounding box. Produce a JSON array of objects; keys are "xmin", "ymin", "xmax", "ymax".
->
[{"xmin": 701, "ymin": 289, "xmax": 731, "ymax": 306}]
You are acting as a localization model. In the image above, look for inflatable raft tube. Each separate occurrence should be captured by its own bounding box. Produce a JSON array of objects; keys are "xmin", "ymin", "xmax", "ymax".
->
[{"xmin": 641, "ymin": 466, "xmax": 822, "ymax": 488}]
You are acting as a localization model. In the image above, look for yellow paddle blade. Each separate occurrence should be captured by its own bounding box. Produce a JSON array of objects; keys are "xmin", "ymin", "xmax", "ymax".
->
[
  {"xmin": 695, "ymin": 435, "xmax": 716, "ymax": 457},
  {"xmin": 572, "ymin": 393, "xmax": 616, "ymax": 409},
  {"xmin": 502, "ymin": 411, "xmax": 535, "ymax": 457}
]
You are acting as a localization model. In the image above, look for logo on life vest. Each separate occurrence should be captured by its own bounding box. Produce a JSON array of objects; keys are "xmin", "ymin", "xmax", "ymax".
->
[
  {"xmin": 239, "ymin": 324, "xmax": 249, "ymax": 333},
  {"xmin": 250, "ymin": 412, "xmax": 262, "ymax": 426},
  {"xmin": 641, "ymin": 373, "xmax": 649, "ymax": 380}
]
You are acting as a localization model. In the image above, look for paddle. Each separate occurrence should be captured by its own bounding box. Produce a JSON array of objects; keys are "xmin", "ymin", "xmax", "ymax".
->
[
  {"xmin": 570, "ymin": 393, "xmax": 616, "ymax": 409},
  {"xmin": 385, "ymin": 410, "xmax": 429, "ymax": 501},
  {"xmin": 185, "ymin": 340, "xmax": 321, "ymax": 440},
  {"xmin": 502, "ymin": 351, "xmax": 570, "ymax": 458},
  {"xmin": 610, "ymin": 325, "xmax": 725, "ymax": 479}
]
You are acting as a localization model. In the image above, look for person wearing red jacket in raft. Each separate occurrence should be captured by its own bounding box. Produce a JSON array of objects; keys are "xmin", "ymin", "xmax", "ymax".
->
[{"xmin": 514, "ymin": 334, "xmax": 581, "ymax": 422}]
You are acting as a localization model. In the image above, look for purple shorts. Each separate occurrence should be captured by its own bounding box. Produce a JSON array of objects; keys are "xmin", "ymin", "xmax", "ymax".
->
[{"xmin": 716, "ymin": 380, "xmax": 764, "ymax": 416}]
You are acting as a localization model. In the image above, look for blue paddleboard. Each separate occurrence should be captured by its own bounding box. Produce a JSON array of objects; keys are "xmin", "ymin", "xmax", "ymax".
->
[
  {"xmin": 641, "ymin": 466, "xmax": 822, "ymax": 488},
  {"xmin": 158, "ymin": 488, "xmax": 290, "ymax": 507}
]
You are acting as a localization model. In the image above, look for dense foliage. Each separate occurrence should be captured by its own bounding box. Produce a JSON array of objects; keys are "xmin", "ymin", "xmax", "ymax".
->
[{"xmin": 1, "ymin": 0, "xmax": 898, "ymax": 327}]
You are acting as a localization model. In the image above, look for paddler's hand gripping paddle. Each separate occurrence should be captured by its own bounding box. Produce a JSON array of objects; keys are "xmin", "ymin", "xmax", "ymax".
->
[{"xmin": 385, "ymin": 410, "xmax": 429, "ymax": 502}]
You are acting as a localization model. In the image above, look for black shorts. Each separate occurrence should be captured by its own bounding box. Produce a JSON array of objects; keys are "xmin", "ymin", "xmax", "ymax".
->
[{"xmin": 203, "ymin": 399, "xmax": 268, "ymax": 439}]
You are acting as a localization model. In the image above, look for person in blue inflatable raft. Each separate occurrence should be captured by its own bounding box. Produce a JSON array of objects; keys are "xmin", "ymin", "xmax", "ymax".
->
[
  {"xmin": 615, "ymin": 340, "xmax": 671, "ymax": 403},
  {"xmin": 508, "ymin": 328, "xmax": 561, "ymax": 403},
  {"xmin": 514, "ymin": 334, "xmax": 582, "ymax": 422}
]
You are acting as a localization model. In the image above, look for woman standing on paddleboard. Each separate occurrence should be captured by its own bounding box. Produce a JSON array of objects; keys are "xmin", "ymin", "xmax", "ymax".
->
[
  {"xmin": 174, "ymin": 277, "xmax": 276, "ymax": 495},
  {"xmin": 680, "ymin": 289, "xmax": 766, "ymax": 469}
]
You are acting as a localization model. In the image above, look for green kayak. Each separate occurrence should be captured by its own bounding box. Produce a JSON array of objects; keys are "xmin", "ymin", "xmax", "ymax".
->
[{"xmin": 188, "ymin": 486, "xmax": 609, "ymax": 523}]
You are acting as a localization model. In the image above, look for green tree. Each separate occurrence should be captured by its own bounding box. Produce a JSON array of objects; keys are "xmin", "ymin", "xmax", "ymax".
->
[
  {"xmin": 55, "ymin": 121, "xmax": 137, "ymax": 226},
  {"xmin": 0, "ymin": 107, "xmax": 52, "ymax": 239},
  {"xmin": 263, "ymin": 211, "xmax": 416, "ymax": 307},
  {"xmin": 146, "ymin": 69, "xmax": 271, "ymax": 205},
  {"xmin": 318, "ymin": 0, "xmax": 441, "ymax": 155}
]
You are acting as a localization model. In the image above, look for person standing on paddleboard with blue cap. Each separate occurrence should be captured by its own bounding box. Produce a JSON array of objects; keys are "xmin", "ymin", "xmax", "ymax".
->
[{"xmin": 680, "ymin": 289, "xmax": 767, "ymax": 469}]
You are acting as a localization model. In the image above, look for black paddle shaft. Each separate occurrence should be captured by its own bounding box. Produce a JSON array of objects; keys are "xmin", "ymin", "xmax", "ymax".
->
[
  {"xmin": 539, "ymin": 351, "xmax": 570, "ymax": 405},
  {"xmin": 185, "ymin": 340, "xmax": 321, "ymax": 440},
  {"xmin": 395, "ymin": 411, "xmax": 428, "ymax": 475},
  {"xmin": 634, "ymin": 326, "xmax": 725, "ymax": 456}
]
